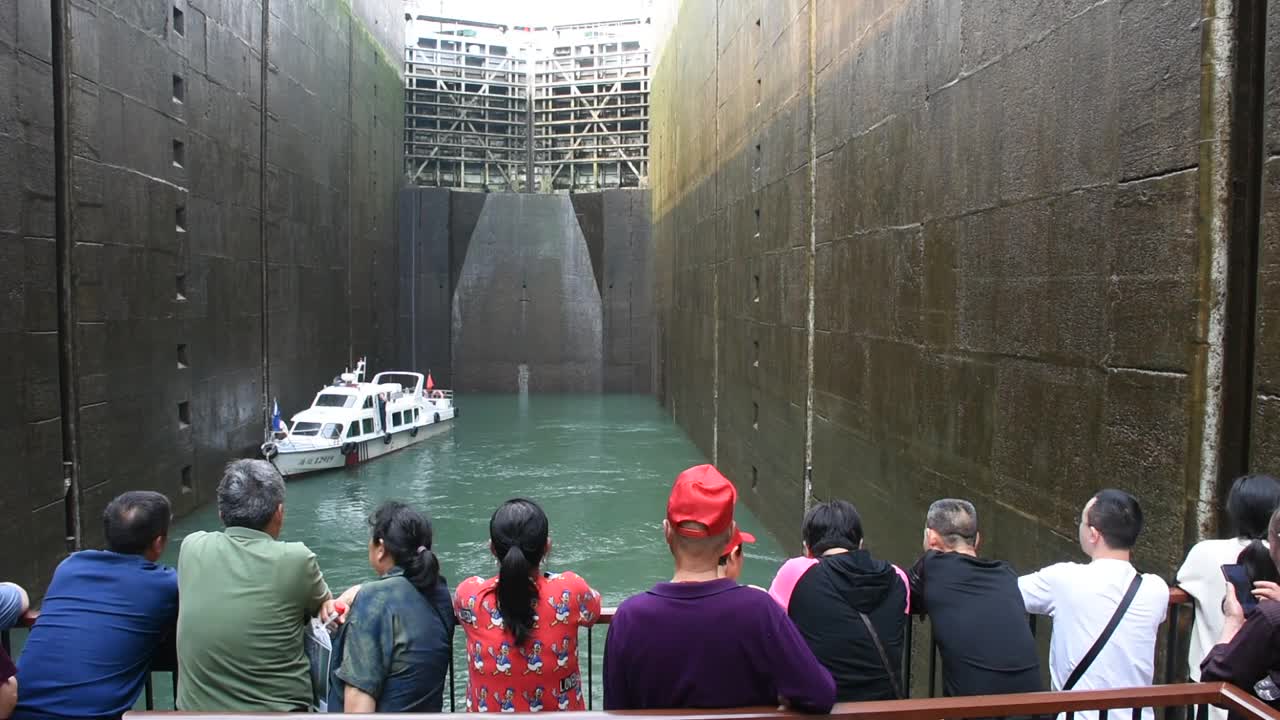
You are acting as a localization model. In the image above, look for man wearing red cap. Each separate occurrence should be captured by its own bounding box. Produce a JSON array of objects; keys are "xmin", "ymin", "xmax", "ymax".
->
[{"xmin": 602, "ymin": 465, "xmax": 836, "ymax": 712}]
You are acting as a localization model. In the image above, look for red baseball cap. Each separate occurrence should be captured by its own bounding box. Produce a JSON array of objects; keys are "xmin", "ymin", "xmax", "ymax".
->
[
  {"xmin": 667, "ymin": 464, "xmax": 741, "ymax": 538},
  {"xmin": 723, "ymin": 526, "xmax": 756, "ymax": 557}
]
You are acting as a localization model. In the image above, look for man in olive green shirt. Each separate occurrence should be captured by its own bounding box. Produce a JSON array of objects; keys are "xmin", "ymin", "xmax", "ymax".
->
[{"xmin": 176, "ymin": 459, "xmax": 338, "ymax": 711}]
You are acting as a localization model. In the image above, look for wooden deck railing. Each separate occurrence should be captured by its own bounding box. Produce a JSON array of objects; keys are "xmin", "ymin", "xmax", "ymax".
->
[{"xmin": 0, "ymin": 587, "xmax": 1217, "ymax": 715}]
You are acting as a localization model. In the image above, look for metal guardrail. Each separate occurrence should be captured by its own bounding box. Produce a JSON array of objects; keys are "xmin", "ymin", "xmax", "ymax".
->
[{"xmin": 0, "ymin": 588, "xmax": 1205, "ymax": 714}]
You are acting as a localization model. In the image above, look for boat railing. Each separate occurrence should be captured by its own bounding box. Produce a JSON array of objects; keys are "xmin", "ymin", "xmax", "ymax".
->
[
  {"xmin": 123, "ymin": 683, "xmax": 1277, "ymax": 720},
  {"xmin": 0, "ymin": 587, "xmax": 1203, "ymax": 714}
]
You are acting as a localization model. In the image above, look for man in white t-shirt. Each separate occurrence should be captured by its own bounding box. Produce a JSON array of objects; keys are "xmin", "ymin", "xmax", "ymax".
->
[{"xmin": 1019, "ymin": 489, "xmax": 1169, "ymax": 720}]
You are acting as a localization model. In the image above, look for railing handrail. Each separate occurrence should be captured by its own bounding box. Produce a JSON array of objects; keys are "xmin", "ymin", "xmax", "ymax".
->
[
  {"xmin": 120, "ymin": 684, "xmax": 1279, "ymax": 720},
  {"xmin": 0, "ymin": 581, "xmax": 1212, "ymax": 715},
  {"xmin": 826, "ymin": 683, "xmax": 1274, "ymax": 720},
  {"xmin": 591, "ymin": 585, "xmax": 1193, "ymax": 626}
]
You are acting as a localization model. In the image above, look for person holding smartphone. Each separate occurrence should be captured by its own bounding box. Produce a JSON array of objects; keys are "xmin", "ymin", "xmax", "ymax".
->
[
  {"xmin": 1201, "ymin": 506, "xmax": 1280, "ymax": 715},
  {"xmin": 1178, "ymin": 473, "xmax": 1280, "ymax": 720}
]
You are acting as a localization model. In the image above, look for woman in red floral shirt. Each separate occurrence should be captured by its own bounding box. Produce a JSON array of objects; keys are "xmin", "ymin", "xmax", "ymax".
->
[{"xmin": 454, "ymin": 498, "xmax": 602, "ymax": 712}]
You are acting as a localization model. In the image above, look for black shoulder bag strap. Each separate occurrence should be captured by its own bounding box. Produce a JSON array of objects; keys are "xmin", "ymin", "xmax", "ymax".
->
[
  {"xmin": 1062, "ymin": 573, "xmax": 1144, "ymax": 691},
  {"xmin": 858, "ymin": 612, "xmax": 904, "ymax": 700}
]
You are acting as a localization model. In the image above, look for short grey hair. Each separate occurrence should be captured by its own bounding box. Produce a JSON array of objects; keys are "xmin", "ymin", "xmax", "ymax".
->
[
  {"xmin": 926, "ymin": 498, "xmax": 978, "ymax": 548},
  {"xmin": 218, "ymin": 459, "xmax": 285, "ymax": 530}
]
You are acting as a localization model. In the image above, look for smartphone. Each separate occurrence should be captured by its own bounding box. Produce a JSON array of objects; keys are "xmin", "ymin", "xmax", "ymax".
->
[{"xmin": 1222, "ymin": 563, "xmax": 1260, "ymax": 614}]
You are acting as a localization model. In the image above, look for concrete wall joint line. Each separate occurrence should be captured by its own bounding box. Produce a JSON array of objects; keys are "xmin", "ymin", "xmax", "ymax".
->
[
  {"xmin": 1104, "ymin": 367, "xmax": 1191, "ymax": 379},
  {"xmin": 1117, "ymin": 164, "xmax": 1201, "ymax": 186},
  {"xmin": 91, "ymin": 161, "xmax": 192, "ymax": 193},
  {"xmin": 925, "ymin": 0, "xmax": 1116, "ymax": 100},
  {"xmin": 711, "ymin": 0, "xmax": 720, "ymax": 467}
]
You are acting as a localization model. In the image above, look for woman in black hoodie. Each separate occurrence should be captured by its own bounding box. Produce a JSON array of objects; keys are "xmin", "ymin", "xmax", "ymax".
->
[{"xmin": 767, "ymin": 500, "xmax": 909, "ymax": 702}]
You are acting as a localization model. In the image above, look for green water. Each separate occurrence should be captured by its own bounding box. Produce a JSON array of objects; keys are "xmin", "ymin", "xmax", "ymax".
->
[{"xmin": 156, "ymin": 394, "xmax": 787, "ymax": 709}]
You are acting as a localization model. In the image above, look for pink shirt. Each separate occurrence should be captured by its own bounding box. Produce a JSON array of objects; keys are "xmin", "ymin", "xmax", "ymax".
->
[{"xmin": 768, "ymin": 556, "xmax": 911, "ymax": 612}]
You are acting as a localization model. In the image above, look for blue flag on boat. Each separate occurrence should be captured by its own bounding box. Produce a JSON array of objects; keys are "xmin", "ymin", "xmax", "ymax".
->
[{"xmin": 271, "ymin": 398, "xmax": 285, "ymax": 432}]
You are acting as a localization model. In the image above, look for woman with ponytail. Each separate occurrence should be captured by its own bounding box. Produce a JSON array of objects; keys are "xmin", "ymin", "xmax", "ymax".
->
[
  {"xmin": 328, "ymin": 501, "xmax": 455, "ymax": 712},
  {"xmin": 455, "ymin": 498, "xmax": 601, "ymax": 713},
  {"xmin": 1177, "ymin": 473, "xmax": 1280, "ymax": 720}
]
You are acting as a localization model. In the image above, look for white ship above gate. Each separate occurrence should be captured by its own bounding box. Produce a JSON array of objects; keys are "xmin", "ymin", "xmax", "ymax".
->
[{"xmin": 261, "ymin": 358, "xmax": 456, "ymax": 478}]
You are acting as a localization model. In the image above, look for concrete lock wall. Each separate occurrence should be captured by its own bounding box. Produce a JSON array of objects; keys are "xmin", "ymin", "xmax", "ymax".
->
[
  {"xmin": 652, "ymin": 0, "xmax": 1280, "ymax": 583},
  {"xmin": 2, "ymin": 0, "xmax": 403, "ymax": 595},
  {"xmin": 397, "ymin": 187, "xmax": 654, "ymax": 394}
]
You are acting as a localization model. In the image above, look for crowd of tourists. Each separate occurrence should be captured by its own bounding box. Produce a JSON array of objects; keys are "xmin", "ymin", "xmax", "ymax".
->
[{"xmin": 1, "ymin": 459, "xmax": 1279, "ymax": 719}]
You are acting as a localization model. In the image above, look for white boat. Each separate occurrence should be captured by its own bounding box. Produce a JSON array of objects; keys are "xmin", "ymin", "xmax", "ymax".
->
[{"xmin": 261, "ymin": 359, "xmax": 456, "ymax": 478}]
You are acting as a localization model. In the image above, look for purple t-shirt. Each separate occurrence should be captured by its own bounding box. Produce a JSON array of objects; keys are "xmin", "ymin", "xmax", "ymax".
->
[{"xmin": 603, "ymin": 578, "xmax": 836, "ymax": 712}]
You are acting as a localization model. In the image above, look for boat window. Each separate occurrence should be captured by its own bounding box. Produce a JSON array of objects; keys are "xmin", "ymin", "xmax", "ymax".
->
[
  {"xmin": 346, "ymin": 421, "xmax": 359, "ymax": 438},
  {"xmin": 321, "ymin": 423, "xmax": 341, "ymax": 439},
  {"xmin": 292, "ymin": 422, "xmax": 321, "ymax": 436},
  {"xmin": 362, "ymin": 418, "xmax": 374, "ymax": 434},
  {"xmin": 392, "ymin": 411, "xmax": 402, "ymax": 426},
  {"xmin": 314, "ymin": 393, "xmax": 354, "ymax": 408},
  {"xmin": 414, "ymin": 408, "xmax": 420, "ymax": 421},
  {"xmin": 363, "ymin": 396, "xmax": 373, "ymax": 409}
]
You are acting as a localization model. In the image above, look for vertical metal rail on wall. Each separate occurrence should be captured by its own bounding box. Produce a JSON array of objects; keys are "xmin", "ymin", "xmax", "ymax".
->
[
  {"xmin": 1165, "ymin": 602, "xmax": 1184, "ymax": 720},
  {"xmin": 258, "ymin": 0, "xmax": 272, "ymax": 434},
  {"xmin": 1212, "ymin": 0, "xmax": 1270, "ymax": 493},
  {"xmin": 50, "ymin": 0, "xmax": 82, "ymax": 553}
]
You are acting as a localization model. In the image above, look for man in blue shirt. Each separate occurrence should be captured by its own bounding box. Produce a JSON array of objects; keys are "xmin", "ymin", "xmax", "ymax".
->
[
  {"xmin": 0, "ymin": 580, "xmax": 29, "ymax": 718},
  {"xmin": 15, "ymin": 491, "xmax": 179, "ymax": 720},
  {"xmin": 0, "ymin": 582, "xmax": 29, "ymax": 630}
]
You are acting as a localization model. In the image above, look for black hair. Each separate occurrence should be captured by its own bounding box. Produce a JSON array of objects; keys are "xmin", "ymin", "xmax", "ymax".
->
[
  {"xmin": 1227, "ymin": 474, "xmax": 1280, "ymax": 540},
  {"xmin": 1086, "ymin": 489, "xmax": 1143, "ymax": 550},
  {"xmin": 802, "ymin": 499, "xmax": 864, "ymax": 555},
  {"xmin": 1238, "ymin": 540, "xmax": 1280, "ymax": 587},
  {"xmin": 369, "ymin": 501, "xmax": 441, "ymax": 600},
  {"xmin": 926, "ymin": 498, "xmax": 978, "ymax": 547},
  {"xmin": 490, "ymin": 498, "xmax": 549, "ymax": 646},
  {"xmin": 103, "ymin": 491, "xmax": 172, "ymax": 555}
]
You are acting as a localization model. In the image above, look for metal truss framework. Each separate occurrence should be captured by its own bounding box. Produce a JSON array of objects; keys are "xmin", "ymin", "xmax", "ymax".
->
[
  {"xmin": 404, "ymin": 17, "xmax": 650, "ymax": 192},
  {"xmin": 532, "ymin": 22, "xmax": 650, "ymax": 192},
  {"xmin": 404, "ymin": 37, "xmax": 530, "ymax": 191}
]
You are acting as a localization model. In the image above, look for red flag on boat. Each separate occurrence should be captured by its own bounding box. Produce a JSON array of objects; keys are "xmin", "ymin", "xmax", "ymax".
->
[{"xmin": 426, "ymin": 373, "xmax": 435, "ymax": 390}]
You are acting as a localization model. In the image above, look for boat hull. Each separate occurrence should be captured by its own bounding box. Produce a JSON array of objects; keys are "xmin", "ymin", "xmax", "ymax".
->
[{"xmin": 269, "ymin": 414, "xmax": 454, "ymax": 478}]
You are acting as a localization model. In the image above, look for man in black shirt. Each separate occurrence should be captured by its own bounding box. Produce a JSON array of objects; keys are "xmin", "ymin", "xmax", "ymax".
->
[{"xmin": 908, "ymin": 499, "xmax": 1042, "ymax": 697}]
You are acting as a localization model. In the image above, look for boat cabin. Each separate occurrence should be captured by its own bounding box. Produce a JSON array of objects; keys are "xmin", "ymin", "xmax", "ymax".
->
[{"xmin": 285, "ymin": 372, "xmax": 433, "ymax": 446}]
